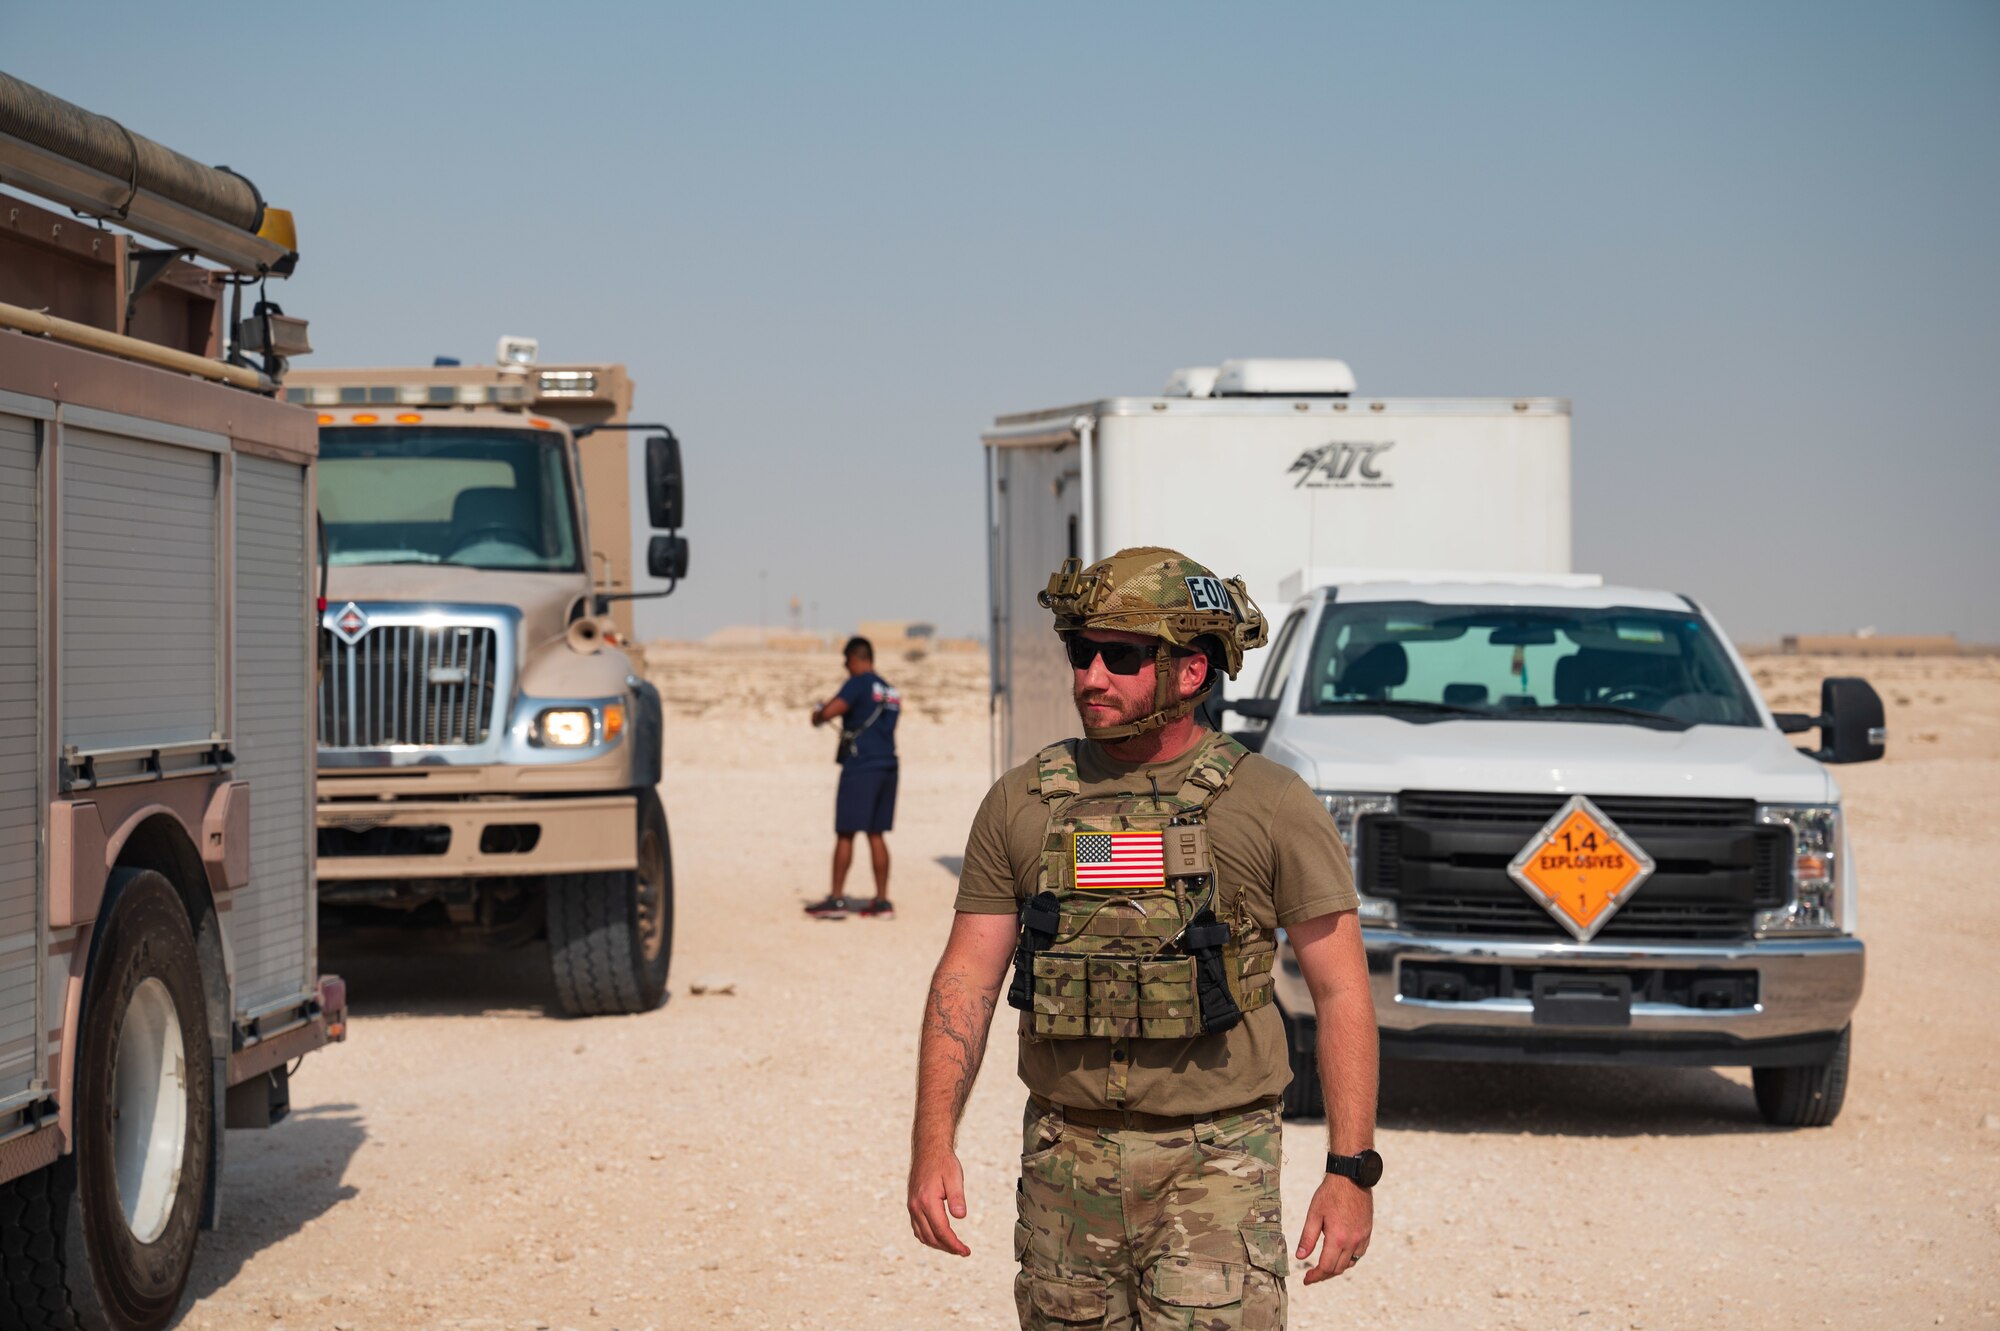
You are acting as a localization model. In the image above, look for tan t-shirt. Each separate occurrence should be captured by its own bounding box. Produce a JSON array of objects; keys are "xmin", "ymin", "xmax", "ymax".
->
[{"xmin": 954, "ymin": 732, "xmax": 1358, "ymax": 1115}]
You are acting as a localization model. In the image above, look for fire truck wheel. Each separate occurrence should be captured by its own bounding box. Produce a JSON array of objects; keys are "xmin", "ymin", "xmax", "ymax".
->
[
  {"xmin": 547, "ymin": 790, "xmax": 673, "ymax": 1017},
  {"xmin": 0, "ymin": 868, "xmax": 213, "ymax": 1331},
  {"xmin": 1280, "ymin": 1008, "xmax": 1324, "ymax": 1120},
  {"xmin": 1752, "ymin": 1025, "xmax": 1851, "ymax": 1128}
]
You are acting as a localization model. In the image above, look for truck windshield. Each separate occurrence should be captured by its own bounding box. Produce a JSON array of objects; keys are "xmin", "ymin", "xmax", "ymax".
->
[
  {"xmin": 318, "ymin": 427, "xmax": 582, "ymax": 571},
  {"xmin": 1299, "ymin": 600, "xmax": 1759, "ymax": 728}
]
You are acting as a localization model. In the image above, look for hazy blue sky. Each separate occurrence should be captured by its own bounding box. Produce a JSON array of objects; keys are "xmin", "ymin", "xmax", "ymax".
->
[{"xmin": 8, "ymin": 2, "xmax": 1997, "ymax": 643}]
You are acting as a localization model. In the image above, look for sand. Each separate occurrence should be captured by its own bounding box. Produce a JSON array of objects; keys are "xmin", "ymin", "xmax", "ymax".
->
[{"xmin": 175, "ymin": 648, "xmax": 2000, "ymax": 1330}]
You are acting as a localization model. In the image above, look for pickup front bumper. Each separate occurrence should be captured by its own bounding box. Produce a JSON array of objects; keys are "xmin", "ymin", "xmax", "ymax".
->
[{"xmin": 1276, "ymin": 929, "xmax": 1864, "ymax": 1067}]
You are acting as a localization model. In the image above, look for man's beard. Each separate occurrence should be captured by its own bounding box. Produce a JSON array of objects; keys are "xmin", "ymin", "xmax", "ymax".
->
[{"xmin": 1072, "ymin": 684, "xmax": 1148, "ymax": 729}]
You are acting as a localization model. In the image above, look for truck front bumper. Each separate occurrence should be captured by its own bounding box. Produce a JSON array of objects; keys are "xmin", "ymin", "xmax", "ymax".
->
[
  {"xmin": 315, "ymin": 795, "xmax": 637, "ymax": 881},
  {"xmin": 1276, "ymin": 929, "xmax": 1864, "ymax": 1067}
]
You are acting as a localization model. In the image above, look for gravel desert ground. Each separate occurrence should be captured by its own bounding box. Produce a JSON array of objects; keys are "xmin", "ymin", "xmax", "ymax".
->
[{"xmin": 174, "ymin": 647, "xmax": 2000, "ymax": 1331}]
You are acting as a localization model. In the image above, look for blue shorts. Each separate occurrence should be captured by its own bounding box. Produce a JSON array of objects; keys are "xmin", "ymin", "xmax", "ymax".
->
[{"xmin": 836, "ymin": 764, "xmax": 898, "ymax": 835}]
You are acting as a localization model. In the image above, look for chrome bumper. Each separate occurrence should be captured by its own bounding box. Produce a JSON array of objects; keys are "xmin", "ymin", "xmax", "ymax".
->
[
  {"xmin": 1275, "ymin": 929, "xmax": 1864, "ymax": 1046},
  {"xmin": 315, "ymin": 794, "xmax": 637, "ymax": 881}
]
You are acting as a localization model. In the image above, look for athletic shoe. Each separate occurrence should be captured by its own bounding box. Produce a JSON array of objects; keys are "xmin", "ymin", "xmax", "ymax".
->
[
  {"xmin": 803, "ymin": 895, "xmax": 849, "ymax": 920},
  {"xmin": 858, "ymin": 899, "xmax": 895, "ymax": 920}
]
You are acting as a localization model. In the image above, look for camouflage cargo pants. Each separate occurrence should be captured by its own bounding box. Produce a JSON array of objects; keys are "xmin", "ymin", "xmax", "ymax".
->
[{"xmin": 1013, "ymin": 1098, "xmax": 1287, "ymax": 1330}]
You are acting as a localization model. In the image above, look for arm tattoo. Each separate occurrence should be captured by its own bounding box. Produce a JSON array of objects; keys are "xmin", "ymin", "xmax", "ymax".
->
[
  {"xmin": 916, "ymin": 968, "xmax": 999, "ymax": 1144},
  {"xmin": 929, "ymin": 974, "xmax": 996, "ymax": 1117}
]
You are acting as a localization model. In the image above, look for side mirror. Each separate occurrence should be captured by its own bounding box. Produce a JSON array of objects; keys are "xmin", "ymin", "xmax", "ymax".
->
[
  {"xmin": 1816, "ymin": 676, "xmax": 1885, "ymax": 764},
  {"xmin": 1226, "ymin": 697, "xmax": 1280, "ymax": 721},
  {"xmin": 647, "ymin": 534, "xmax": 689, "ymax": 581},
  {"xmin": 645, "ymin": 434, "xmax": 684, "ymax": 529}
]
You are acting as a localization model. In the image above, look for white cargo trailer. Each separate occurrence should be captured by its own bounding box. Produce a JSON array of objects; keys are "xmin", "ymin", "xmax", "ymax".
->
[{"xmin": 983, "ymin": 359, "xmax": 1572, "ymax": 770}]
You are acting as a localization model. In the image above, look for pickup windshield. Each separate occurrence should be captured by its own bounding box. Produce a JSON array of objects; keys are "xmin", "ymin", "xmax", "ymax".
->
[
  {"xmin": 1299, "ymin": 600, "xmax": 1759, "ymax": 728},
  {"xmin": 318, "ymin": 427, "xmax": 582, "ymax": 571}
]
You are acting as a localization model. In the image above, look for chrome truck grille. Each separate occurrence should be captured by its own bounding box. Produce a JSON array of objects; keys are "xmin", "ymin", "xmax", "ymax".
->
[{"xmin": 317, "ymin": 624, "xmax": 498, "ymax": 748}]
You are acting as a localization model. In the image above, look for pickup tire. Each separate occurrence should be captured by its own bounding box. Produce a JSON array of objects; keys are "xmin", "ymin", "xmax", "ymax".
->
[
  {"xmin": 0, "ymin": 868, "xmax": 213, "ymax": 1331},
  {"xmin": 548, "ymin": 789, "xmax": 673, "ymax": 1017},
  {"xmin": 1752, "ymin": 1025, "xmax": 1851, "ymax": 1128},
  {"xmin": 1280, "ymin": 1007, "xmax": 1324, "ymax": 1119}
]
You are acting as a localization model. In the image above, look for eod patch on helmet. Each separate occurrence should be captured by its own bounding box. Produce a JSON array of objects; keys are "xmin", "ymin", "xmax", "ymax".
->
[
  {"xmin": 1184, "ymin": 574, "xmax": 1236, "ymax": 617},
  {"xmin": 1039, "ymin": 547, "xmax": 1267, "ymax": 741}
]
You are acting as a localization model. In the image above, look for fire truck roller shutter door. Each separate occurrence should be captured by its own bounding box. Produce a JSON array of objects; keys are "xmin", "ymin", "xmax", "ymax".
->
[
  {"xmin": 233, "ymin": 454, "xmax": 313, "ymax": 1013},
  {"xmin": 0, "ymin": 407, "xmax": 40, "ymax": 1107}
]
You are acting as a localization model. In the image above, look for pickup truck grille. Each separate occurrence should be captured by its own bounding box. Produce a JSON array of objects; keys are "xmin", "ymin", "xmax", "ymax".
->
[
  {"xmin": 318, "ymin": 624, "xmax": 497, "ymax": 748},
  {"xmin": 1364, "ymin": 791, "xmax": 1789, "ymax": 942}
]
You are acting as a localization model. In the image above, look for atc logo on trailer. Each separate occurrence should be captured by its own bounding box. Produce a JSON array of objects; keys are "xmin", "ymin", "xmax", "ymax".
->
[{"xmin": 1288, "ymin": 441, "xmax": 1395, "ymax": 488}]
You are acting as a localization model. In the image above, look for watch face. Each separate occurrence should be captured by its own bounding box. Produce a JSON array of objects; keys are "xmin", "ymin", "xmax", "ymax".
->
[{"xmin": 1356, "ymin": 1149, "xmax": 1384, "ymax": 1188}]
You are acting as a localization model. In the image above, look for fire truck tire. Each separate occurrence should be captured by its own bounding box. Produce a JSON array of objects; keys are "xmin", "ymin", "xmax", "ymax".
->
[
  {"xmin": 547, "ymin": 790, "xmax": 673, "ymax": 1017},
  {"xmin": 1752, "ymin": 1025, "xmax": 1851, "ymax": 1128},
  {"xmin": 0, "ymin": 868, "xmax": 213, "ymax": 1331},
  {"xmin": 1280, "ymin": 1008, "xmax": 1324, "ymax": 1119}
]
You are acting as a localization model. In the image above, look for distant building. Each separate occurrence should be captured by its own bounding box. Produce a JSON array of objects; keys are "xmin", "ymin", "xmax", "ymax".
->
[
  {"xmin": 854, "ymin": 620, "xmax": 933, "ymax": 660},
  {"xmin": 702, "ymin": 625, "xmax": 841, "ymax": 652},
  {"xmin": 1779, "ymin": 633, "xmax": 1959, "ymax": 657},
  {"xmin": 857, "ymin": 619, "xmax": 934, "ymax": 645},
  {"xmin": 848, "ymin": 621, "xmax": 983, "ymax": 659}
]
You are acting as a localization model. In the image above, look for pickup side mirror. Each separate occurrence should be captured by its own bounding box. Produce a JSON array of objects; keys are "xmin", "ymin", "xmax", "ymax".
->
[
  {"xmin": 1225, "ymin": 697, "xmax": 1280, "ymax": 722},
  {"xmin": 645, "ymin": 434, "xmax": 684, "ymax": 529},
  {"xmin": 1816, "ymin": 676, "xmax": 1885, "ymax": 764},
  {"xmin": 647, "ymin": 534, "xmax": 689, "ymax": 581}
]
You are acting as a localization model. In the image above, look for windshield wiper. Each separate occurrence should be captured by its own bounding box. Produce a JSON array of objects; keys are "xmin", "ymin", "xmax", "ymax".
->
[
  {"xmin": 1315, "ymin": 699, "xmax": 1492, "ymax": 723},
  {"xmin": 1528, "ymin": 703, "xmax": 1691, "ymax": 731}
]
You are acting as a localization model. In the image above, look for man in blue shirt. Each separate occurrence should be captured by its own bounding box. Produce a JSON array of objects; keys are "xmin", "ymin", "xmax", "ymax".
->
[{"xmin": 806, "ymin": 636, "xmax": 901, "ymax": 919}]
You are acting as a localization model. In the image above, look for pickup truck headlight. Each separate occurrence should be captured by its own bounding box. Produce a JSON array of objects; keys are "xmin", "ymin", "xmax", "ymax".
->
[
  {"xmin": 1318, "ymin": 792, "xmax": 1398, "ymax": 925},
  {"xmin": 1754, "ymin": 804, "xmax": 1843, "ymax": 935}
]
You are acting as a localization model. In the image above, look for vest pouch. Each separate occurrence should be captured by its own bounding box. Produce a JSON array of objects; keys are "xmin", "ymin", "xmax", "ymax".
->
[
  {"xmin": 1084, "ymin": 957, "xmax": 1140, "ymax": 1038},
  {"xmin": 1230, "ymin": 945, "xmax": 1277, "ymax": 1013},
  {"xmin": 1031, "ymin": 954, "xmax": 1087, "ymax": 1038},
  {"xmin": 1137, "ymin": 956, "xmax": 1201, "ymax": 1039}
]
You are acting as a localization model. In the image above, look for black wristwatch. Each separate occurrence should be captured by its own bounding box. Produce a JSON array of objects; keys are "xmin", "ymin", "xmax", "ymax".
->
[{"xmin": 1326, "ymin": 1149, "xmax": 1383, "ymax": 1189}]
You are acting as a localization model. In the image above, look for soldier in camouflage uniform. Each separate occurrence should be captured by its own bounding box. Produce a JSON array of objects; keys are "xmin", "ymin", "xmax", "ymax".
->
[{"xmin": 909, "ymin": 548, "xmax": 1380, "ymax": 1329}]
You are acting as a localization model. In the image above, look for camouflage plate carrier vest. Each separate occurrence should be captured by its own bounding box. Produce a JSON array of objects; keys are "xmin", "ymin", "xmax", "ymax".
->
[{"xmin": 1005, "ymin": 732, "xmax": 1276, "ymax": 1080}]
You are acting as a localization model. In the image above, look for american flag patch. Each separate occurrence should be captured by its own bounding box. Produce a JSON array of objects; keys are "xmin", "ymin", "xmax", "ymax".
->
[{"xmin": 1072, "ymin": 831, "xmax": 1166, "ymax": 889}]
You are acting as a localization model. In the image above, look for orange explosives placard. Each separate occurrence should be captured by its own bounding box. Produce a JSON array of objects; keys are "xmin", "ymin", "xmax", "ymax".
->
[{"xmin": 1506, "ymin": 796, "xmax": 1656, "ymax": 942}]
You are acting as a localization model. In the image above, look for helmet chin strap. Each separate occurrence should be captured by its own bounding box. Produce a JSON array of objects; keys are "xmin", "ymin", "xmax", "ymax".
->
[{"xmin": 1082, "ymin": 644, "xmax": 1212, "ymax": 742}]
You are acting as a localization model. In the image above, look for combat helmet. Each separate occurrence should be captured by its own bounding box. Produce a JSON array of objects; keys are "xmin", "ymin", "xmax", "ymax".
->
[{"xmin": 1039, "ymin": 546, "xmax": 1267, "ymax": 740}]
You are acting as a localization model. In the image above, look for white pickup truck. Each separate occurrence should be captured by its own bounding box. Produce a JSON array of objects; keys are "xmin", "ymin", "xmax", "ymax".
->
[{"xmin": 1234, "ymin": 577, "xmax": 1883, "ymax": 1128}]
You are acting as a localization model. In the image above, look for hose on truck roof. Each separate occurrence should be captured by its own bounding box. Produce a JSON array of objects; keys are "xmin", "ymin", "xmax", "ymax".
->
[{"xmin": 0, "ymin": 69, "xmax": 264, "ymax": 234}]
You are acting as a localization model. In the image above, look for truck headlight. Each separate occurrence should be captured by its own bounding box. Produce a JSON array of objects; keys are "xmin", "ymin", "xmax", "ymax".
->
[
  {"xmin": 529, "ymin": 700, "xmax": 627, "ymax": 749},
  {"xmin": 1318, "ymin": 792, "xmax": 1398, "ymax": 925},
  {"xmin": 1754, "ymin": 804, "xmax": 1843, "ymax": 935},
  {"xmin": 537, "ymin": 708, "xmax": 595, "ymax": 747}
]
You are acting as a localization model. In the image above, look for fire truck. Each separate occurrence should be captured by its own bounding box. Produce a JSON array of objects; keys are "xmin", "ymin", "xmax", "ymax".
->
[
  {"xmin": 284, "ymin": 346, "xmax": 687, "ymax": 1016},
  {"xmin": 0, "ymin": 71, "xmax": 344, "ymax": 1328}
]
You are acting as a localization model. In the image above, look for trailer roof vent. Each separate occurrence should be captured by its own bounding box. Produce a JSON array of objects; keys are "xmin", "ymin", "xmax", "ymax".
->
[
  {"xmin": 1163, "ymin": 366, "xmax": 1219, "ymax": 398},
  {"xmin": 1212, "ymin": 358, "xmax": 1356, "ymax": 397}
]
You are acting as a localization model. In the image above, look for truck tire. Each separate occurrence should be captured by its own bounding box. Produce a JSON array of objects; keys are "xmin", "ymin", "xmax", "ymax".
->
[
  {"xmin": 548, "ymin": 789, "xmax": 673, "ymax": 1017},
  {"xmin": 1752, "ymin": 1026, "xmax": 1851, "ymax": 1128},
  {"xmin": 1280, "ymin": 1008, "xmax": 1324, "ymax": 1120},
  {"xmin": 0, "ymin": 868, "xmax": 213, "ymax": 1331}
]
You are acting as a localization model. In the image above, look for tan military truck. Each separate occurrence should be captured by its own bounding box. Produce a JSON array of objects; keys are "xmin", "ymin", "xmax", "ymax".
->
[
  {"xmin": 285, "ymin": 344, "xmax": 688, "ymax": 1016},
  {"xmin": 0, "ymin": 72, "xmax": 345, "ymax": 1329}
]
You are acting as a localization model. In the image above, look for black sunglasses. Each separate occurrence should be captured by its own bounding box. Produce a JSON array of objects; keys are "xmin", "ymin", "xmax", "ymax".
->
[{"xmin": 1064, "ymin": 636, "xmax": 1159, "ymax": 675}]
